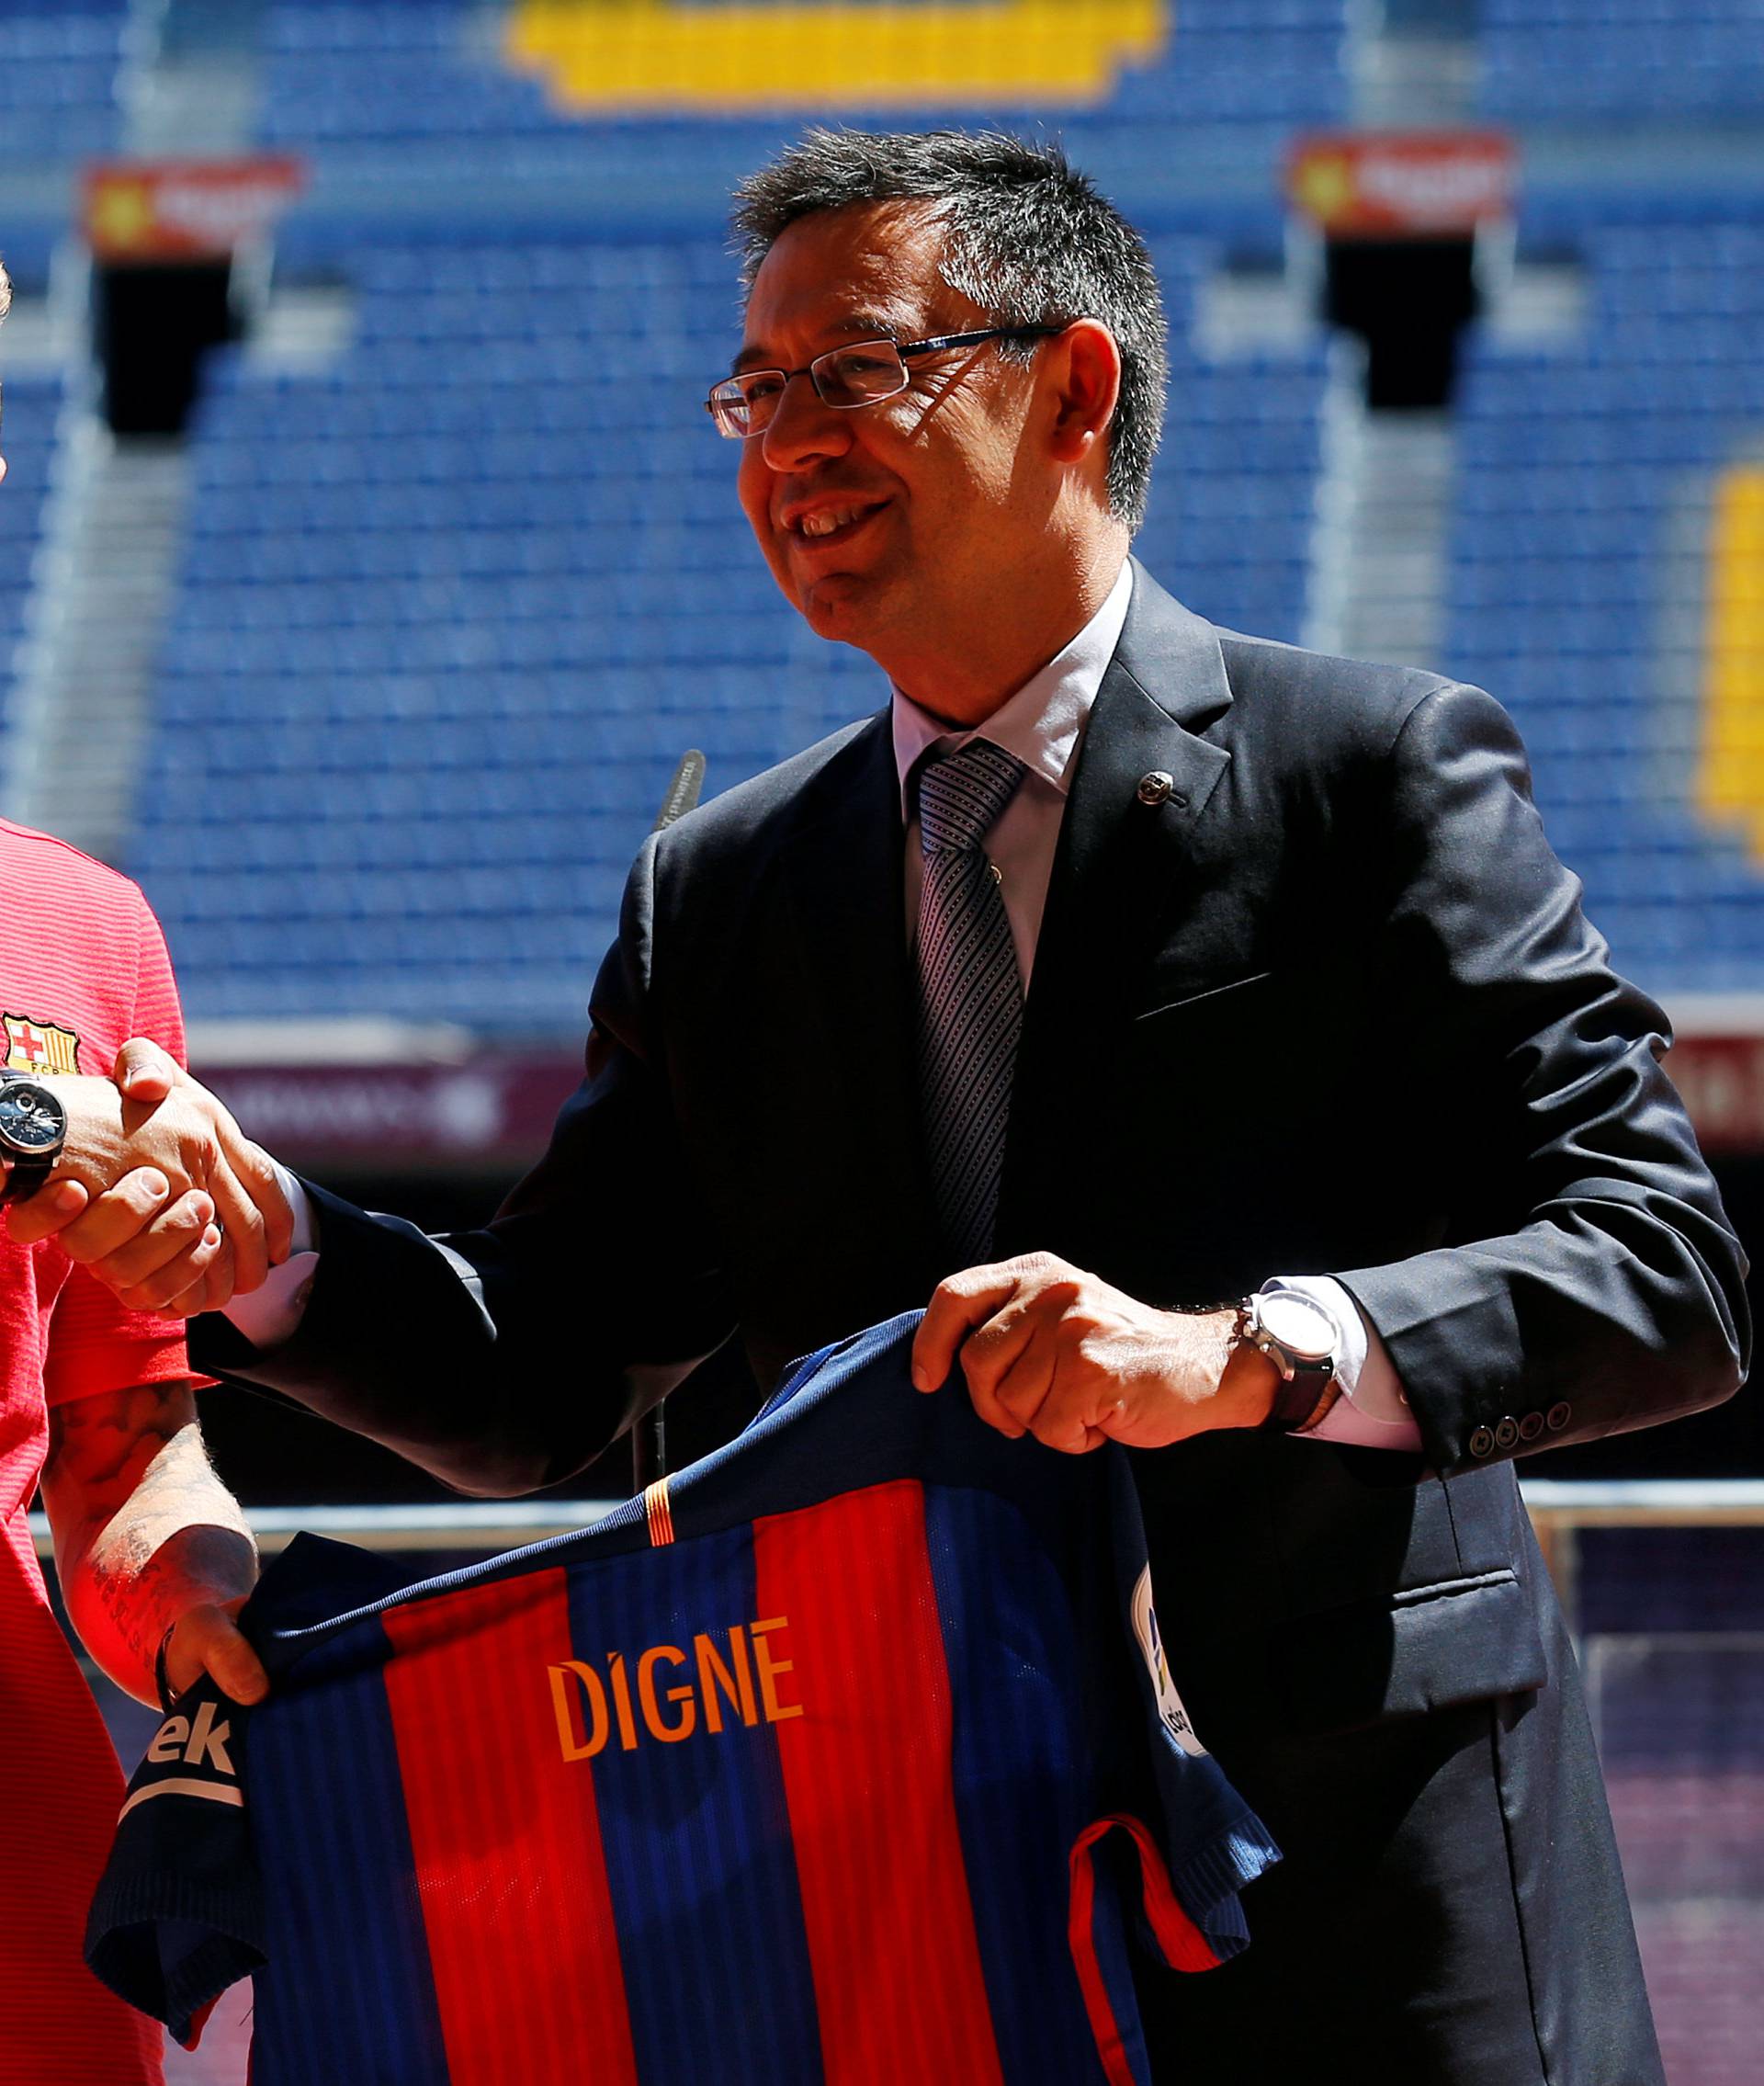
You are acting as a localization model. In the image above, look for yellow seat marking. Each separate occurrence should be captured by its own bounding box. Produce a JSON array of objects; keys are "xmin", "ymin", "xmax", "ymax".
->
[
  {"xmin": 507, "ymin": 1, "xmax": 1169, "ymax": 112},
  {"xmin": 1701, "ymin": 465, "xmax": 1764, "ymax": 858}
]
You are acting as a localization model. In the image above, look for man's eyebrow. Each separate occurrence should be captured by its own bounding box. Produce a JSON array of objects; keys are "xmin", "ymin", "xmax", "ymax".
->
[{"xmin": 730, "ymin": 312, "xmax": 906, "ymax": 376}]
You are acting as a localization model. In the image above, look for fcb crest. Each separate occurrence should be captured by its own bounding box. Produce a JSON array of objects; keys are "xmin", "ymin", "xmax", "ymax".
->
[{"xmin": 3, "ymin": 1014, "xmax": 80, "ymax": 1076}]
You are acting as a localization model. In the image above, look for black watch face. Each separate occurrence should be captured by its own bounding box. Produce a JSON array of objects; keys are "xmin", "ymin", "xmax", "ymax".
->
[{"xmin": 0, "ymin": 1082, "xmax": 67, "ymax": 1155}]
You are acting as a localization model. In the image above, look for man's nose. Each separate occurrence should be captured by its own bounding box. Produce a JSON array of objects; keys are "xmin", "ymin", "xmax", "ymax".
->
[{"xmin": 759, "ymin": 372, "xmax": 854, "ymax": 472}]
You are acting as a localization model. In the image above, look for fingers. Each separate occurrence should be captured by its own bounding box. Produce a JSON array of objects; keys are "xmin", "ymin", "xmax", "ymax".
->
[
  {"xmin": 243, "ymin": 1142, "xmax": 296, "ymax": 1267},
  {"xmin": 916, "ymin": 1253, "xmax": 1122, "ymax": 1456},
  {"xmin": 206, "ymin": 1157, "xmax": 270, "ymax": 1294},
  {"xmin": 51, "ymin": 1169, "xmax": 182, "ymax": 1264},
  {"xmin": 956, "ymin": 1298, "xmax": 1048, "ymax": 1439},
  {"xmin": 214, "ymin": 1131, "xmax": 294, "ymax": 1272},
  {"xmin": 911, "ymin": 1260, "xmax": 1029, "ymax": 1391},
  {"xmin": 25, "ymin": 1162, "xmax": 238, "ymax": 1314},
  {"xmin": 156, "ymin": 1233, "xmax": 240, "ymax": 1320},
  {"xmin": 66, "ymin": 1183, "xmax": 224, "ymax": 1308},
  {"xmin": 112, "ymin": 1036, "xmax": 185, "ymax": 1105},
  {"xmin": 114, "ymin": 1218, "xmax": 229, "ymax": 1315},
  {"xmin": 4, "ymin": 1174, "xmax": 91, "ymax": 1245},
  {"xmin": 984, "ymin": 1332, "xmax": 1117, "ymax": 1455},
  {"xmin": 164, "ymin": 1603, "xmax": 268, "ymax": 1706},
  {"xmin": 153, "ymin": 1062, "xmax": 290, "ymax": 1275}
]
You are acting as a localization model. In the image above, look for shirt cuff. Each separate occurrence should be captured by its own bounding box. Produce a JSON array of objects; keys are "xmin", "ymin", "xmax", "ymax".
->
[
  {"xmin": 1260, "ymin": 1275, "xmax": 1421, "ymax": 1450},
  {"xmin": 278, "ymin": 1165, "xmax": 317, "ymax": 1255},
  {"xmin": 220, "ymin": 1168, "xmax": 318, "ymax": 1350}
]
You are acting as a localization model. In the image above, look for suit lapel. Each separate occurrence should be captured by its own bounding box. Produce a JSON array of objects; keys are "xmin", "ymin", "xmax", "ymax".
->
[
  {"xmin": 998, "ymin": 565, "xmax": 1235, "ymax": 1249},
  {"xmin": 775, "ymin": 713, "xmax": 940, "ymax": 1261}
]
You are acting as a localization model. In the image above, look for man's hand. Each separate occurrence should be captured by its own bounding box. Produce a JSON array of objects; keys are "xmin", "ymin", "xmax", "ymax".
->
[
  {"xmin": 41, "ymin": 1380, "xmax": 265, "ymax": 1710},
  {"xmin": 163, "ymin": 1594, "xmax": 269, "ymax": 1706},
  {"xmin": 5, "ymin": 1037, "xmax": 293, "ymax": 1314},
  {"xmin": 910, "ymin": 1252, "xmax": 1278, "ymax": 1454}
]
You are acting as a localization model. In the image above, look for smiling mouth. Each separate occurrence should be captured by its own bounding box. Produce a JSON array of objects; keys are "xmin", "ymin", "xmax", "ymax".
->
[{"xmin": 790, "ymin": 500, "xmax": 887, "ymax": 545}]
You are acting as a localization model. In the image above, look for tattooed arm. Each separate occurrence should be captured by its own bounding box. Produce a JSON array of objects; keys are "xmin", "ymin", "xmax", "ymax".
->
[{"xmin": 40, "ymin": 1379, "xmax": 269, "ymax": 1710}]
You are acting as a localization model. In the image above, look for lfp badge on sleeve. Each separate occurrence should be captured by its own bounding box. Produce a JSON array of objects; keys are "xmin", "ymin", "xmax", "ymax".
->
[{"xmin": 1130, "ymin": 1565, "xmax": 1207, "ymax": 1758}]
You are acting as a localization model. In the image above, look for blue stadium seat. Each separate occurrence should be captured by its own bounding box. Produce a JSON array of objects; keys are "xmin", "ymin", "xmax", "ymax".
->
[
  {"xmin": 1481, "ymin": 1, "xmax": 1764, "ymax": 121},
  {"xmin": 1438, "ymin": 220, "xmax": 1764, "ymax": 995},
  {"xmin": 0, "ymin": 5, "xmax": 126, "ymax": 162}
]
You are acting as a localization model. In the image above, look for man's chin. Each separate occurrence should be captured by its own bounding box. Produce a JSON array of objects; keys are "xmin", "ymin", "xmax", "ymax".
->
[{"xmin": 797, "ymin": 570, "xmax": 886, "ymax": 641}]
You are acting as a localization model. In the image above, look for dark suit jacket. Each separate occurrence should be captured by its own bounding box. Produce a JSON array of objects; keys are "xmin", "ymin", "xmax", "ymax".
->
[
  {"xmin": 200, "ymin": 561, "xmax": 1745, "ymax": 1705},
  {"xmin": 196, "ymin": 564, "xmax": 1746, "ymax": 2070}
]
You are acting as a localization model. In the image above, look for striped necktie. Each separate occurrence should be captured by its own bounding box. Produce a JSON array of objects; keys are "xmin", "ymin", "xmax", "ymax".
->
[{"xmin": 913, "ymin": 739, "xmax": 1027, "ymax": 1266}]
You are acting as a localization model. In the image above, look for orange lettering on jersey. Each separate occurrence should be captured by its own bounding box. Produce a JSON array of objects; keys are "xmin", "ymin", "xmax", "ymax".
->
[
  {"xmin": 548, "ymin": 1618, "xmax": 801, "ymax": 1760},
  {"xmin": 549, "ymin": 1661, "xmax": 610, "ymax": 1760},
  {"xmin": 751, "ymin": 1616, "xmax": 803, "ymax": 1724},
  {"xmin": 638, "ymin": 1646, "xmax": 696, "ymax": 1741},
  {"xmin": 696, "ymin": 1626, "xmax": 759, "ymax": 1733},
  {"xmin": 605, "ymin": 1652, "xmax": 640, "ymax": 1752}
]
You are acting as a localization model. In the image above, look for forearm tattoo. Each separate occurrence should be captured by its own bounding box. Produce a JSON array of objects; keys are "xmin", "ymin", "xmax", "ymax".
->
[{"xmin": 44, "ymin": 1382, "xmax": 257, "ymax": 1690}]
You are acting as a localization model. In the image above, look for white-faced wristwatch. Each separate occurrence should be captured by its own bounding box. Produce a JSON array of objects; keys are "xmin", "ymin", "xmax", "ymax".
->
[{"xmin": 1236, "ymin": 1291, "xmax": 1340, "ymax": 1433}]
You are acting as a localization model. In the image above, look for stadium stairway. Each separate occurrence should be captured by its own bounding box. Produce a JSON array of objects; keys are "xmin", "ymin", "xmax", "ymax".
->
[
  {"xmin": 1306, "ymin": 401, "xmax": 1458, "ymax": 670},
  {"xmin": 6, "ymin": 432, "xmax": 191, "ymax": 862}
]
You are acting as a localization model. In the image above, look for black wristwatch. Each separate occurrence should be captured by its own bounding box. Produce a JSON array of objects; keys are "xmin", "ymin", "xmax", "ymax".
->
[
  {"xmin": 1236, "ymin": 1292, "xmax": 1340, "ymax": 1433},
  {"xmin": 0, "ymin": 1076, "xmax": 69, "ymax": 1205}
]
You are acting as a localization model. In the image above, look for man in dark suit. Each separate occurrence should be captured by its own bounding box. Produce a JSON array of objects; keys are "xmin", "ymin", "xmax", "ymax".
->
[{"xmin": 27, "ymin": 131, "xmax": 1748, "ymax": 2082}]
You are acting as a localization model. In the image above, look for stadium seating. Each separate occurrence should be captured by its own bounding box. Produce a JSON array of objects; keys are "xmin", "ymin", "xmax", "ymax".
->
[
  {"xmin": 254, "ymin": 0, "xmax": 1349, "ymax": 151},
  {"xmin": 1480, "ymin": 0, "xmax": 1764, "ymax": 121},
  {"xmin": 1445, "ymin": 221, "xmax": 1764, "ymax": 989},
  {"xmin": 0, "ymin": 371, "xmax": 64, "ymax": 775},
  {"xmin": 0, "ymin": 0, "xmax": 1743, "ymax": 1017},
  {"xmin": 127, "ymin": 198, "xmax": 1764, "ymax": 1015},
  {"xmin": 0, "ymin": 1, "xmax": 126, "ymax": 164},
  {"xmin": 127, "ymin": 226, "xmax": 1326, "ymax": 1027}
]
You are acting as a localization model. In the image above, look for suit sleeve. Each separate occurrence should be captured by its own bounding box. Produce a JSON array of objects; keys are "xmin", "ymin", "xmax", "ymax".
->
[
  {"xmin": 1336, "ymin": 681, "xmax": 1749, "ymax": 1475},
  {"xmin": 189, "ymin": 833, "xmax": 737, "ymax": 1494}
]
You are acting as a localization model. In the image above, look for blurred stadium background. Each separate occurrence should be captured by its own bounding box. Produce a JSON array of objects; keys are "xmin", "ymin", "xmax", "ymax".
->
[{"xmin": 3, "ymin": 0, "xmax": 1762, "ymax": 2079}]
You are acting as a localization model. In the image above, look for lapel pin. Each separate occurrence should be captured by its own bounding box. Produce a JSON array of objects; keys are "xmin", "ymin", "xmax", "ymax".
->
[{"xmin": 1136, "ymin": 770, "xmax": 1176, "ymax": 807}]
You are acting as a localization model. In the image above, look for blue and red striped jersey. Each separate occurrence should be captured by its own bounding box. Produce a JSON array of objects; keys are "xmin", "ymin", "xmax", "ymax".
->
[{"xmin": 89, "ymin": 1312, "xmax": 1278, "ymax": 2086}]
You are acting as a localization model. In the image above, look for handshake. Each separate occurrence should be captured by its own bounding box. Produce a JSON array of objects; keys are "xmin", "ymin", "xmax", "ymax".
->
[{"xmin": 4, "ymin": 1040, "xmax": 295, "ymax": 1317}]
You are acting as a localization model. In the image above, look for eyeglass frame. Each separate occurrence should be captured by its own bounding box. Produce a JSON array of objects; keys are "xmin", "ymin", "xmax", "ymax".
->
[{"xmin": 705, "ymin": 323, "xmax": 1063, "ymax": 439}]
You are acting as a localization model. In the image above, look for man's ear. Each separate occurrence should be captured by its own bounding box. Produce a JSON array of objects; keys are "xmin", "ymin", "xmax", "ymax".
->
[{"xmin": 1045, "ymin": 319, "xmax": 1123, "ymax": 474}]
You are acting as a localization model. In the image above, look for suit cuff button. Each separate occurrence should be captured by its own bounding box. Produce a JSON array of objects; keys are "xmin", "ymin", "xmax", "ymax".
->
[
  {"xmin": 1518, "ymin": 1411, "xmax": 1545, "ymax": 1443},
  {"xmin": 1545, "ymin": 1400, "xmax": 1572, "ymax": 1433},
  {"xmin": 1468, "ymin": 1426, "xmax": 1495, "ymax": 1458},
  {"xmin": 1494, "ymin": 1416, "xmax": 1520, "ymax": 1449}
]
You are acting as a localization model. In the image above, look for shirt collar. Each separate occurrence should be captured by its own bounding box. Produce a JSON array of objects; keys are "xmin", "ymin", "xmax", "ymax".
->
[{"xmin": 890, "ymin": 561, "xmax": 1135, "ymax": 819}]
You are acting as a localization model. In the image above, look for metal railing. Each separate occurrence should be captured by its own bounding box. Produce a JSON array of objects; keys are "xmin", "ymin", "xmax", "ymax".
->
[
  {"xmin": 1521, "ymin": 1479, "xmax": 1764, "ymax": 1634},
  {"xmin": 28, "ymin": 1498, "xmax": 619, "ymax": 1559},
  {"xmin": 31, "ymin": 1478, "xmax": 1764, "ymax": 1634}
]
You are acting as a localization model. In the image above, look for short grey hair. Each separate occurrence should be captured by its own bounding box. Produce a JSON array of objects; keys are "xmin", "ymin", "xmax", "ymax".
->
[
  {"xmin": 0, "ymin": 258, "xmax": 11, "ymax": 324},
  {"xmin": 731, "ymin": 128, "xmax": 1168, "ymax": 533}
]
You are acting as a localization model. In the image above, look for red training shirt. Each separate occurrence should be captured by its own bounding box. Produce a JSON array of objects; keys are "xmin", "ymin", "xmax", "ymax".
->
[{"xmin": 0, "ymin": 816, "xmax": 190, "ymax": 2086}]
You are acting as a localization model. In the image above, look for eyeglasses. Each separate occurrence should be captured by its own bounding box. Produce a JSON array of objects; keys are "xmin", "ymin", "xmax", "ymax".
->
[{"xmin": 706, "ymin": 324, "xmax": 1060, "ymax": 439}]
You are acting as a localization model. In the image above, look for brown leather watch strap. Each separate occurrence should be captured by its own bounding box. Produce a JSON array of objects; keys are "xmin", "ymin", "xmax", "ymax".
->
[{"xmin": 1265, "ymin": 1364, "xmax": 1339, "ymax": 1432}]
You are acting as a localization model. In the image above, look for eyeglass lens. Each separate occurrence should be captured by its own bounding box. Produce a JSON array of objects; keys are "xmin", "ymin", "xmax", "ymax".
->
[
  {"xmin": 711, "ymin": 339, "xmax": 910, "ymax": 436},
  {"xmin": 811, "ymin": 342, "xmax": 909, "ymax": 407}
]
